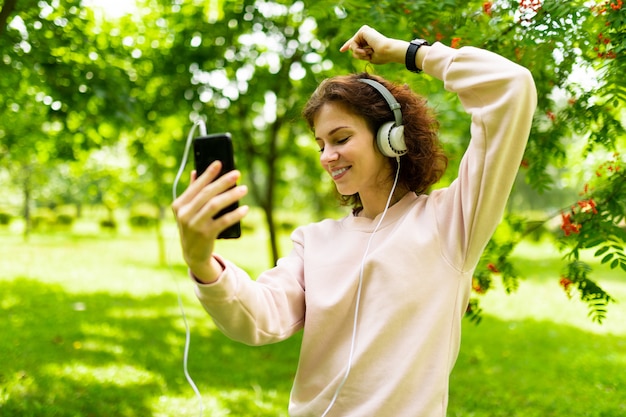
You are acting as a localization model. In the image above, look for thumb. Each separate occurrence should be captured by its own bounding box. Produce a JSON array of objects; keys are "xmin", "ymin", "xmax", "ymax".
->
[{"xmin": 339, "ymin": 25, "xmax": 372, "ymax": 53}]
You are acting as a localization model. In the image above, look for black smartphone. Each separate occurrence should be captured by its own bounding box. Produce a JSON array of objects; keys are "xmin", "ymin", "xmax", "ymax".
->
[{"xmin": 193, "ymin": 132, "xmax": 241, "ymax": 239}]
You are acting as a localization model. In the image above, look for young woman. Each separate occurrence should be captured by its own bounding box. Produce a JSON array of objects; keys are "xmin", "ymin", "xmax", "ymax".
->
[{"xmin": 172, "ymin": 25, "xmax": 536, "ymax": 417}]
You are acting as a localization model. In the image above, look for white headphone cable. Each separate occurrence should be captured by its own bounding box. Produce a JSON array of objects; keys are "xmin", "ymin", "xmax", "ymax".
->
[
  {"xmin": 173, "ymin": 119, "xmax": 207, "ymax": 202},
  {"xmin": 170, "ymin": 118, "xmax": 208, "ymax": 417},
  {"xmin": 321, "ymin": 157, "xmax": 401, "ymax": 417}
]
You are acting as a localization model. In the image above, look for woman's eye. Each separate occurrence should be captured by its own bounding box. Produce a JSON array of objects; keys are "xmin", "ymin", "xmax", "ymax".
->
[{"xmin": 317, "ymin": 137, "xmax": 349, "ymax": 153}]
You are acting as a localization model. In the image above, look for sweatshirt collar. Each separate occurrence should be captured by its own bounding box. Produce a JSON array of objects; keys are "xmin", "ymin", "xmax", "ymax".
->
[{"xmin": 342, "ymin": 192, "xmax": 419, "ymax": 232}]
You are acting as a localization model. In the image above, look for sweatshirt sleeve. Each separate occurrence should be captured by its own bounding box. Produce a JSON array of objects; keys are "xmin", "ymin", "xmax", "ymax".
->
[
  {"xmin": 422, "ymin": 43, "xmax": 537, "ymax": 272},
  {"xmin": 192, "ymin": 234, "xmax": 306, "ymax": 346}
]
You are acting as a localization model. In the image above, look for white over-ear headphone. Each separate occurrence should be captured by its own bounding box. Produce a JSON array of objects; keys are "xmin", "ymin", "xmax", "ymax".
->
[{"xmin": 358, "ymin": 78, "xmax": 407, "ymax": 157}]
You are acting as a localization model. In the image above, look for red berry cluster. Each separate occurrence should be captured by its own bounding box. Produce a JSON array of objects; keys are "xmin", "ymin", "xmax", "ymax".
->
[
  {"xmin": 560, "ymin": 196, "xmax": 602, "ymax": 236},
  {"xmin": 560, "ymin": 154, "xmax": 621, "ymax": 237},
  {"xmin": 594, "ymin": 154, "xmax": 621, "ymax": 177},
  {"xmin": 472, "ymin": 278, "xmax": 487, "ymax": 294},
  {"xmin": 560, "ymin": 212, "xmax": 582, "ymax": 237},
  {"xmin": 483, "ymin": 1, "xmax": 493, "ymax": 16},
  {"xmin": 519, "ymin": 0, "xmax": 542, "ymax": 10},
  {"xmin": 596, "ymin": 0, "xmax": 624, "ymax": 13},
  {"xmin": 594, "ymin": 33, "xmax": 617, "ymax": 60},
  {"xmin": 518, "ymin": 0, "xmax": 542, "ymax": 24},
  {"xmin": 560, "ymin": 196, "xmax": 599, "ymax": 237},
  {"xmin": 559, "ymin": 276, "xmax": 574, "ymax": 297}
]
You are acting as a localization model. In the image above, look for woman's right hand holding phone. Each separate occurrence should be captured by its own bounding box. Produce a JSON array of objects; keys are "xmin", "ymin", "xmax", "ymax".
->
[{"xmin": 172, "ymin": 161, "xmax": 249, "ymax": 283}]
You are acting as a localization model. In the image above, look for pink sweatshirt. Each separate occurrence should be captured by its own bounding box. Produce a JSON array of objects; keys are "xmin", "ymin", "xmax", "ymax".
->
[{"xmin": 194, "ymin": 43, "xmax": 536, "ymax": 416}]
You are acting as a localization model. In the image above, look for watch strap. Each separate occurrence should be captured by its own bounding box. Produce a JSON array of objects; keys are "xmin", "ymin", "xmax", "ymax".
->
[{"xmin": 405, "ymin": 39, "xmax": 430, "ymax": 73}]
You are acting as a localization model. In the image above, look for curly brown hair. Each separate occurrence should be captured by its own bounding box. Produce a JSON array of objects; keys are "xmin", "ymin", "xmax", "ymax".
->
[{"xmin": 302, "ymin": 72, "xmax": 448, "ymax": 209}]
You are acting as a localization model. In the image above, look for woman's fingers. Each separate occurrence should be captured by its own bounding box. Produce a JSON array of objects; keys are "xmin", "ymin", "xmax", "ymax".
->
[
  {"xmin": 172, "ymin": 173, "xmax": 248, "ymax": 271},
  {"xmin": 173, "ymin": 161, "xmax": 222, "ymax": 210},
  {"xmin": 174, "ymin": 165, "xmax": 239, "ymax": 220},
  {"xmin": 191, "ymin": 183, "xmax": 248, "ymax": 230},
  {"xmin": 340, "ymin": 25, "xmax": 399, "ymax": 65},
  {"xmin": 340, "ymin": 25, "xmax": 371, "ymax": 52},
  {"xmin": 174, "ymin": 167, "xmax": 247, "ymax": 241},
  {"xmin": 211, "ymin": 203, "xmax": 249, "ymax": 235}
]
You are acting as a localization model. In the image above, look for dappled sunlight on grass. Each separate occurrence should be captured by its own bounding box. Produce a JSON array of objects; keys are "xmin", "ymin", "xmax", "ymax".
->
[
  {"xmin": 73, "ymin": 337, "xmax": 125, "ymax": 356},
  {"xmin": 450, "ymin": 316, "xmax": 626, "ymax": 417},
  {"xmin": 1, "ymin": 229, "xmax": 624, "ymax": 416},
  {"xmin": 107, "ymin": 306, "xmax": 171, "ymax": 319},
  {"xmin": 150, "ymin": 391, "xmax": 289, "ymax": 417},
  {"xmin": 0, "ymin": 230, "xmax": 298, "ymax": 416},
  {"xmin": 478, "ymin": 240, "xmax": 626, "ymax": 335},
  {"xmin": 43, "ymin": 363, "xmax": 161, "ymax": 387},
  {"xmin": 452, "ymin": 239, "xmax": 626, "ymax": 415}
]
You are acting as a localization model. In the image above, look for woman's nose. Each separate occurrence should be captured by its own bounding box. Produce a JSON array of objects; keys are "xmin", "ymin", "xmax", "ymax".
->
[{"xmin": 320, "ymin": 146, "xmax": 338, "ymax": 164}]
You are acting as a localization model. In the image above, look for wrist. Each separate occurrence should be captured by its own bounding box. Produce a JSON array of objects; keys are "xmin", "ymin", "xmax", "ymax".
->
[
  {"xmin": 405, "ymin": 39, "xmax": 430, "ymax": 73},
  {"xmin": 389, "ymin": 40, "xmax": 410, "ymax": 64},
  {"xmin": 191, "ymin": 256, "xmax": 224, "ymax": 284}
]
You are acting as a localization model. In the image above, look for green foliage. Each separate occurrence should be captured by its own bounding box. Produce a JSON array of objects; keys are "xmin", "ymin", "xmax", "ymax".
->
[
  {"xmin": 129, "ymin": 203, "xmax": 160, "ymax": 229},
  {"xmin": 55, "ymin": 213, "xmax": 75, "ymax": 226},
  {"xmin": 560, "ymin": 260, "xmax": 615, "ymax": 323},
  {"xmin": 0, "ymin": 0, "xmax": 624, "ymax": 319},
  {"xmin": 99, "ymin": 218, "xmax": 117, "ymax": 230},
  {"xmin": 553, "ymin": 155, "xmax": 626, "ymax": 322},
  {"xmin": 0, "ymin": 210, "xmax": 12, "ymax": 225},
  {"xmin": 31, "ymin": 207, "xmax": 57, "ymax": 230}
]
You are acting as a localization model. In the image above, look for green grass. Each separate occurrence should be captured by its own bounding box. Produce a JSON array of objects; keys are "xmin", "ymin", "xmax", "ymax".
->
[
  {"xmin": 0, "ymin": 220, "xmax": 625, "ymax": 416},
  {"xmin": 449, "ymin": 241, "xmax": 626, "ymax": 417}
]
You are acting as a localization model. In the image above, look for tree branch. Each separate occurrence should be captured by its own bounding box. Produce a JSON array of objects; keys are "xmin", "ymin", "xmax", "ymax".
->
[{"xmin": 0, "ymin": 0, "xmax": 19, "ymax": 38}]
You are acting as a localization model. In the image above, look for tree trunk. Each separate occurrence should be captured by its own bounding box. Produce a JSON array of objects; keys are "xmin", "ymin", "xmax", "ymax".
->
[
  {"xmin": 264, "ymin": 114, "xmax": 282, "ymax": 266},
  {"xmin": 21, "ymin": 165, "xmax": 32, "ymax": 241},
  {"xmin": 0, "ymin": 0, "xmax": 18, "ymax": 38},
  {"xmin": 236, "ymin": 110, "xmax": 282, "ymax": 266},
  {"xmin": 263, "ymin": 201, "xmax": 279, "ymax": 266},
  {"xmin": 156, "ymin": 205, "xmax": 167, "ymax": 267}
]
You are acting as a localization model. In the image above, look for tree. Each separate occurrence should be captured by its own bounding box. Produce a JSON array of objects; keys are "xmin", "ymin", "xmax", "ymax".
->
[
  {"xmin": 1, "ymin": 0, "xmax": 623, "ymax": 320},
  {"xmin": 0, "ymin": 0, "xmax": 139, "ymax": 237},
  {"xmin": 199, "ymin": 1, "xmax": 340, "ymax": 264},
  {"xmin": 131, "ymin": 0, "xmax": 342, "ymax": 265}
]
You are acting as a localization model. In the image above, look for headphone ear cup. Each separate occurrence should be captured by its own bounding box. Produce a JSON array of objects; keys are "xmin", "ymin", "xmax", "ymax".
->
[{"xmin": 377, "ymin": 122, "xmax": 407, "ymax": 157}]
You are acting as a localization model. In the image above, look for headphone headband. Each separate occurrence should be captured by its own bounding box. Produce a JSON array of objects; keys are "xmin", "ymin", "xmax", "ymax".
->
[{"xmin": 358, "ymin": 78, "xmax": 402, "ymax": 127}]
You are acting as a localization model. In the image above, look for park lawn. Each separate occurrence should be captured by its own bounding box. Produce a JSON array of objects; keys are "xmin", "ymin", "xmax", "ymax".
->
[{"xmin": 0, "ymin": 222, "xmax": 624, "ymax": 417}]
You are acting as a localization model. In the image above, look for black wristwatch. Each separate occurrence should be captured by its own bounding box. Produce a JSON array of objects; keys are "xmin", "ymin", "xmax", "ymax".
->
[{"xmin": 405, "ymin": 39, "xmax": 430, "ymax": 73}]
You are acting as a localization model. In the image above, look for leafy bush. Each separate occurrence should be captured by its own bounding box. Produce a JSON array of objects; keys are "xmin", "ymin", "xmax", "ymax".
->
[
  {"xmin": 100, "ymin": 219, "xmax": 117, "ymax": 230},
  {"xmin": 55, "ymin": 206, "xmax": 76, "ymax": 227},
  {"xmin": 129, "ymin": 204, "xmax": 159, "ymax": 229},
  {"xmin": 31, "ymin": 208, "xmax": 56, "ymax": 230},
  {"xmin": 0, "ymin": 211, "xmax": 12, "ymax": 226},
  {"xmin": 56, "ymin": 214, "xmax": 74, "ymax": 226}
]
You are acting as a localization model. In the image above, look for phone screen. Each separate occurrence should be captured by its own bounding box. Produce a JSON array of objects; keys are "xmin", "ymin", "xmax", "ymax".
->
[{"xmin": 193, "ymin": 132, "xmax": 241, "ymax": 239}]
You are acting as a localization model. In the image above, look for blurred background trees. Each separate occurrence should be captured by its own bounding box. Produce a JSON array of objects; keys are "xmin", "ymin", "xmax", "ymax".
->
[{"xmin": 1, "ymin": 0, "xmax": 624, "ymax": 321}]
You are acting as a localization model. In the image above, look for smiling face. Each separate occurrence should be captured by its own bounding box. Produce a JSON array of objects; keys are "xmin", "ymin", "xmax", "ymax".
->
[{"xmin": 314, "ymin": 102, "xmax": 394, "ymax": 200}]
